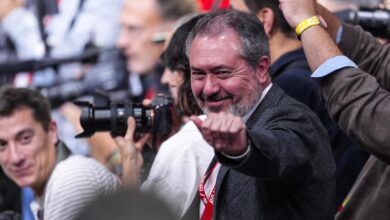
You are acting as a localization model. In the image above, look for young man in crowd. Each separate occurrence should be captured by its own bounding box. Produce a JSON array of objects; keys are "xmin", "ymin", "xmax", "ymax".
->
[{"xmin": 0, "ymin": 86, "xmax": 118, "ymax": 220}]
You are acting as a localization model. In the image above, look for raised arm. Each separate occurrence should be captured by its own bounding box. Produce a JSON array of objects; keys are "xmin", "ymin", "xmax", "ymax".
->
[
  {"xmin": 279, "ymin": 0, "xmax": 342, "ymax": 71},
  {"xmin": 316, "ymin": 3, "xmax": 390, "ymax": 89},
  {"xmin": 279, "ymin": 0, "xmax": 390, "ymax": 163}
]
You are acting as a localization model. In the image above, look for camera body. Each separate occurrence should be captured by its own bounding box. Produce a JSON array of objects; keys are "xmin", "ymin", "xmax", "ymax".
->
[{"xmin": 76, "ymin": 94, "xmax": 173, "ymax": 137}]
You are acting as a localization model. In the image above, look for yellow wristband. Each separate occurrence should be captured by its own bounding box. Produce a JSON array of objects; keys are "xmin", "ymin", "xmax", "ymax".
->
[{"xmin": 295, "ymin": 16, "xmax": 321, "ymax": 36}]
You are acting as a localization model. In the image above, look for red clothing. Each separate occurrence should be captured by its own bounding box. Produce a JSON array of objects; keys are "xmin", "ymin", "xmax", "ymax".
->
[{"xmin": 197, "ymin": 0, "xmax": 230, "ymax": 11}]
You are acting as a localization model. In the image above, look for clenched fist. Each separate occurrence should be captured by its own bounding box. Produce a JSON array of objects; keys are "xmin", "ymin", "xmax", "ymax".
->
[{"xmin": 191, "ymin": 112, "xmax": 248, "ymax": 156}]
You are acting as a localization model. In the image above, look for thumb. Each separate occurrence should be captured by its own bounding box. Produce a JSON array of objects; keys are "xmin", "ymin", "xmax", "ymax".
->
[
  {"xmin": 135, "ymin": 133, "xmax": 151, "ymax": 151},
  {"xmin": 191, "ymin": 115, "xmax": 203, "ymax": 130}
]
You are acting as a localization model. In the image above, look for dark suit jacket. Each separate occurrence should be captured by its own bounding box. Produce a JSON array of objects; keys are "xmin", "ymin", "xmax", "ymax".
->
[
  {"xmin": 184, "ymin": 84, "xmax": 336, "ymax": 220},
  {"xmin": 319, "ymin": 23, "xmax": 390, "ymax": 220}
]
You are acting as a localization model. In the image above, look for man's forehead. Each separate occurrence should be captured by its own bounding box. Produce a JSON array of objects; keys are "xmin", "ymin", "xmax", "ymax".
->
[
  {"xmin": 190, "ymin": 40, "xmax": 243, "ymax": 70},
  {"xmin": 0, "ymin": 107, "xmax": 34, "ymax": 121},
  {"xmin": 121, "ymin": 0, "xmax": 162, "ymax": 27},
  {"xmin": 190, "ymin": 30, "xmax": 242, "ymax": 54},
  {"xmin": 0, "ymin": 109, "xmax": 36, "ymax": 137},
  {"xmin": 124, "ymin": 0, "xmax": 159, "ymax": 12}
]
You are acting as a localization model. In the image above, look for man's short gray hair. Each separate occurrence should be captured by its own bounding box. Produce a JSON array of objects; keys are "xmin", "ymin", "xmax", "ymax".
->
[{"xmin": 185, "ymin": 9, "xmax": 270, "ymax": 72}]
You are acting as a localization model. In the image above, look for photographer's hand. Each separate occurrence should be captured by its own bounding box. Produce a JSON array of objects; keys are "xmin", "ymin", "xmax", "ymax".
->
[
  {"xmin": 114, "ymin": 117, "xmax": 150, "ymax": 187},
  {"xmin": 60, "ymin": 102, "xmax": 83, "ymax": 133}
]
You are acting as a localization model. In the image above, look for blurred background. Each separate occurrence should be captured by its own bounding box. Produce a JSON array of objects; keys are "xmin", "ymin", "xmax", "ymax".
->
[{"xmin": 0, "ymin": 0, "xmax": 389, "ymax": 219}]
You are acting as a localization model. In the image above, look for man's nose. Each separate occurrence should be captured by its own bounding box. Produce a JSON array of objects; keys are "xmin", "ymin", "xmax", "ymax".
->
[
  {"xmin": 8, "ymin": 144, "xmax": 24, "ymax": 166},
  {"xmin": 203, "ymin": 75, "xmax": 220, "ymax": 96},
  {"xmin": 117, "ymin": 29, "xmax": 129, "ymax": 50}
]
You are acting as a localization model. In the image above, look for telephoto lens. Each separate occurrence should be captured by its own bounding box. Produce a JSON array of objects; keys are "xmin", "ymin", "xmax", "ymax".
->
[{"xmin": 75, "ymin": 94, "xmax": 173, "ymax": 137}]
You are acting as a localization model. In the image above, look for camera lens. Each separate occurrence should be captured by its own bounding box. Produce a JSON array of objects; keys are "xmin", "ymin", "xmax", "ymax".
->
[
  {"xmin": 75, "ymin": 101, "xmax": 153, "ymax": 137},
  {"xmin": 75, "ymin": 94, "xmax": 173, "ymax": 138}
]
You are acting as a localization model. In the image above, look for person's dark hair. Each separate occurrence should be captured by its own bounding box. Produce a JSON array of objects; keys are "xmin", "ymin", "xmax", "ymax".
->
[
  {"xmin": 185, "ymin": 9, "xmax": 270, "ymax": 72},
  {"xmin": 244, "ymin": 0, "xmax": 294, "ymax": 36},
  {"xmin": 0, "ymin": 86, "xmax": 52, "ymax": 131},
  {"xmin": 160, "ymin": 14, "xmax": 204, "ymax": 116},
  {"xmin": 75, "ymin": 188, "xmax": 178, "ymax": 220},
  {"xmin": 157, "ymin": 0, "xmax": 198, "ymax": 21}
]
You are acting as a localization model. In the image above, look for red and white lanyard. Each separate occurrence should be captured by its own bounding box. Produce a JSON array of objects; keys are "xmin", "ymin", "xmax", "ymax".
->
[{"xmin": 199, "ymin": 162, "xmax": 220, "ymax": 220}]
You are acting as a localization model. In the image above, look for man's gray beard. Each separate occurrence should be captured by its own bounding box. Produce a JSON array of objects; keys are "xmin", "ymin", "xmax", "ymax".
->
[
  {"xmin": 201, "ymin": 105, "xmax": 222, "ymax": 114},
  {"xmin": 229, "ymin": 89, "xmax": 262, "ymax": 117},
  {"xmin": 200, "ymin": 85, "xmax": 263, "ymax": 117}
]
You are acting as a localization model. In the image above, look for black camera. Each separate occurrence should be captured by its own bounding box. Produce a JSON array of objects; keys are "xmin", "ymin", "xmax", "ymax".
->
[
  {"xmin": 350, "ymin": 8, "xmax": 390, "ymax": 39},
  {"xmin": 337, "ymin": 8, "xmax": 390, "ymax": 39},
  {"xmin": 75, "ymin": 94, "xmax": 173, "ymax": 137}
]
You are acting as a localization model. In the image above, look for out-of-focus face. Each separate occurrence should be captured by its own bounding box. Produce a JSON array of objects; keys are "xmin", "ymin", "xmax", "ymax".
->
[
  {"xmin": 117, "ymin": 0, "xmax": 167, "ymax": 75},
  {"xmin": 229, "ymin": 0, "xmax": 250, "ymax": 12},
  {"xmin": 161, "ymin": 68, "xmax": 185, "ymax": 105},
  {"xmin": 0, "ymin": 108, "xmax": 57, "ymax": 195},
  {"xmin": 189, "ymin": 29, "xmax": 269, "ymax": 116}
]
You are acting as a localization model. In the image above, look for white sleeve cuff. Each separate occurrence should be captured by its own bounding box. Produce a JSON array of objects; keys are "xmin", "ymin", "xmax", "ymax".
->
[{"xmin": 221, "ymin": 143, "xmax": 251, "ymax": 160}]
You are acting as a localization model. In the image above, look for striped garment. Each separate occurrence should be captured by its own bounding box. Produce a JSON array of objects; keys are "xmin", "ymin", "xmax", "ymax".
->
[{"xmin": 30, "ymin": 155, "xmax": 119, "ymax": 220}]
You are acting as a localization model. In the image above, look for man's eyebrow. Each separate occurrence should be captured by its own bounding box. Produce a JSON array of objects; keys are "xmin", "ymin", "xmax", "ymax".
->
[
  {"xmin": 191, "ymin": 65, "xmax": 233, "ymax": 73},
  {"xmin": 190, "ymin": 66, "xmax": 204, "ymax": 72},
  {"xmin": 15, "ymin": 128, "xmax": 34, "ymax": 139},
  {"xmin": 124, "ymin": 24, "xmax": 142, "ymax": 30},
  {"xmin": 210, "ymin": 65, "xmax": 233, "ymax": 72}
]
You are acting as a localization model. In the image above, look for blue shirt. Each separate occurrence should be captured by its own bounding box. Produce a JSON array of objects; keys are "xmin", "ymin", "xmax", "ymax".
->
[{"xmin": 311, "ymin": 27, "xmax": 358, "ymax": 78}]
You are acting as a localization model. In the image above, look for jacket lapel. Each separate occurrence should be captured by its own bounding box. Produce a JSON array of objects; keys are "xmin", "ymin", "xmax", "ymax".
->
[{"xmin": 246, "ymin": 84, "xmax": 281, "ymax": 129}]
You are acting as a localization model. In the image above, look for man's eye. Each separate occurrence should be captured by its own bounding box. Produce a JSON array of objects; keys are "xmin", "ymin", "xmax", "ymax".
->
[
  {"xmin": 191, "ymin": 72, "xmax": 205, "ymax": 79},
  {"xmin": 0, "ymin": 141, "xmax": 7, "ymax": 151},
  {"xmin": 216, "ymin": 71, "xmax": 231, "ymax": 79},
  {"xmin": 216, "ymin": 70, "xmax": 229, "ymax": 74},
  {"xmin": 20, "ymin": 135, "xmax": 32, "ymax": 145},
  {"xmin": 191, "ymin": 71, "xmax": 203, "ymax": 75}
]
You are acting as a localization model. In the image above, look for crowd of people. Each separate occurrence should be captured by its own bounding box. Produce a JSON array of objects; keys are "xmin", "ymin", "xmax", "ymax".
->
[{"xmin": 0, "ymin": 0, "xmax": 389, "ymax": 219}]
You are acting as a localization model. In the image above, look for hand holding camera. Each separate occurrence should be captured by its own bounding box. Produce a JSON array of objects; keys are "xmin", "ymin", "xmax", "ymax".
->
[{"xmin": 113, "ymin": 116, "xmax": 150, "ymax": 186}]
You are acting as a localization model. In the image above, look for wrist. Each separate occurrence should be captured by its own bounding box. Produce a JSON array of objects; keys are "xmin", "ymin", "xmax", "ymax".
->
[
  {"xmin": 121, "ymin": 151, "xmax": 138, "ymax": 161},
  {"xmin": 221, "ymin": 143, "xmax": 251, "ymax": 159},
  {"xmin": 295, "ymin": 15, "xmax": 327, "ymax": 40}
]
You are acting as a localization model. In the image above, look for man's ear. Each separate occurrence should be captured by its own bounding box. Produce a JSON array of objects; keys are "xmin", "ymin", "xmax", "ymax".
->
[
  {"xmin": 48, "ymin": 121, "xmax": 58, "ymax": 145},
  {"xmin": 255, "ymin": 56, "xmax": 271, "ymax": 85},
  {"xmin": 256, "ymin": 7, "xmax": 275, "ymax": 37}
]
